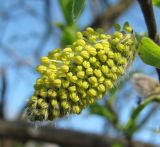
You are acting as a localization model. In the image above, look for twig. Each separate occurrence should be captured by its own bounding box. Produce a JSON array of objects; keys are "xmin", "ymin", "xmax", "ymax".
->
[
  {"xmin": 0, "ymin": 120, "xmax": 154, "ymax": 147},
  {"xmin": 91, "ymin": 0, "xmax": 134, "ymax": 30},
  {"xmin": 35, "ymin": 0, "xmax": 53, "ymax": 58},
  {"xmin": 137, "ymin": 104, "xmax": 158, "ymax": 130},
  {"xmin": 124, "ymin": 95, "xmax": 160, "ymax": 137},
  {"xmin": 137, "ymin": 0, "xmax": 160, "ymax": 81},
  {"xmin": 0, "ymin": 69, "xmax": 7, "ymax": 119},
  {"xmin": 105, "ymin": 101, "xmax": 120, "ymax": 130}
]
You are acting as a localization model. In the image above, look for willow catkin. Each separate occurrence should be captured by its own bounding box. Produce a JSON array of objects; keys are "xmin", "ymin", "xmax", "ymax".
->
[{"xmin": 26, "ymin": 26, "xmax": 137, "ymax": 121}]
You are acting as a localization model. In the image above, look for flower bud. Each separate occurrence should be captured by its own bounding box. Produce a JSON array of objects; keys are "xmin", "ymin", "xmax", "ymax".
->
[
  {"xmin": 108, "ymin": 51, "xmax": 114, "ymax": 59},
  {"xmin": 101, "ymin": 65, "xmax": 109, "ymax": 75},
  {"xmin": 75, "ymin": 56, "xmax": 83, "ymax": 64},
  {"xmin": 60, "ymin": 90, "xmax": 68, "ymax": 100},
  {"xmin": 53, "ymin": 79, "xmax": 61, "ymax": 87},
  {"xmin": 89, "ymin": 57, "xmax": 97, "ymax": 63},
  {"xmin": 113, "ymin": 32, "xmax": 123, "ymax": 39},
  {"xmin": 98, "ymin": 76, "xmax": 105, "ymax": 83},
  {"xmin": 77, "ymin": 71, "xmax": 85, "ymax": 79},
  {"xmin": 62, "ymin": 81, "xmax": 70, "ymax": 88},
  {"xmin": 75, "ymin": 46, "xmax": 83, "ymax": 52},
  {"xmin": 117, "ymin": 43, "xmax": 125, "ymax": 51},
  {"xmin": 99, "ymin": 55, "xmax": 107, "ymax": 62},
  {"xmin": 61, "ymin": 65, "xmax": 69, "ymax": 72},
  {"xmin": 36, "ymin": 65, "xmax": 47, "ymax": 74},
  {"xmin": 88, "ymin": 76, "xmax": 97, "ymax": 84},
  {"xmin": 64, "ymin": 48, "xmax": 72, "ymax": 52},
  {"xmin": 41, "ymin": 56, "xmax": 50, "ymax": 65},
  {"xmin": 94, "ymin": 43, "xmax": 103, "ymax": 50},
  {"xmin": 52, "ymin": 109, "xmax": 60, "ymax": 117},
  {"xmin": 104, "ymin": 80, "xmax": 113, "ymax": 89},
  {"xmin": 82, "ymin": 81, "xmax": 89, "ymax": 89},
  {"xmin": 107, "ymin": 59, "xmax": 114, "ymax": 67},
  {"xmin": 88, "ymin": 89, "xmax": 97, "ymax": 97},
  {"xmin": 69, "ymin": 86, "xmax": 76, "ymax": 92},
  {"xmin": 82, "ymin": 61, "xmax": 90, "ymax": 68},
  {"xmin": 86, "ymin": 27, "xmax": 94, "ymax": 33},
  {"xmin": 76, "ymin": 32, "xmax": 83, "ymax": 39},
  {"xmin": 72, "ymin": 105, "xmax": 81, "ymax": 113},
  {"xmin": 26, "ymin": 24, "xmax": 137, "ymax": 121},
  {"xmin": 76, "ymin": 66, "xmax": 83, "ymax": 71},
  {"xmin": 112, "ymin": 38, "xmax": 120, "ymax": 45},
  {"xmin": 86, "ymin": 45, "xmax": 97, "ymax": 56},
  {"xmin": 51, "ymin": 99, "xmax": 58, "ymax": 107},
  {"xmin": 48, "ymin": 89, "xmax": 57, "ymax": 98},
  {"xmin": 94, "ymin": 69, "xmax": 102, "ymax": 78},
  {"xmin": 86, "ymin": 67, "xmax": 93, "ymax": 75},
  {"xmin": 61, "ymin": 101, "xmax": 70, "ymax": 109},
  {"xmin": 98, "ymin": 84, "xmax": 106, "ymax": 92},
  {"xmin": 80, "ymin": 51, "xmax": 90, "ymax": 59},
  {"xmin": 70, "ymin": 93, "xmax": 79, "ymax": 102}
]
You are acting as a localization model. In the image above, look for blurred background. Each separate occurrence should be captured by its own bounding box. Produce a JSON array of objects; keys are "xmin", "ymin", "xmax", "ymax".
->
[{"xmin": 0, "ymin": 0, "xmax": 160, "ymax": 147}]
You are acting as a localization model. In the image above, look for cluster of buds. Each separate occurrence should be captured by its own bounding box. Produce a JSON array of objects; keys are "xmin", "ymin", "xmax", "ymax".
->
[{"xmin": 26, "ymin": 25, "xmax": 137, "ymax": 121}]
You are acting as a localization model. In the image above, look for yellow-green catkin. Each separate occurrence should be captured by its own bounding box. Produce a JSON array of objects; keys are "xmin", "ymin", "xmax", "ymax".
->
[{"xmin": 26, "ymin": 25, "xmax": 137, "ymax": 121}]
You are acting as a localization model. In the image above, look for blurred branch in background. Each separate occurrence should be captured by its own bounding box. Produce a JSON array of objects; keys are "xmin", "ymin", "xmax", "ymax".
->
[
  {"xmin": 34, "ymin": 0, "xmax": 53, "ymax": 58},
  {"xmin": 137, "ymin": 104, "xmax": 159, "ymax": 130},
  {"xmin": 0, "ymin": 69, "xmax": 7, "ymax": 119},
  {"xmin": 0, "ymin": 120, "xmax": 154, "ymax": 147},
  {"xmin": 91, "ymin": 0, "xmax": 134, "ymax": 30}
]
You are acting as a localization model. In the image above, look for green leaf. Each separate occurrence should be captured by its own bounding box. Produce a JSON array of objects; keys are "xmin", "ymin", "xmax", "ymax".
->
[
  {"xmin": 123, "ymin": 22, "xmax": 133, "ymax": 33},
  {"xmin": 89, "ymin": 102, "xmax": 116, "ymax": 121},
  {"xmin": 138, "ymin": 37, "xmax": 160, "ymax": 69},
  {"xmin": 59, "ymin": 0, "xmax": 74, "ymax": 24},
  {"xmin": 54, "ymin": 22, "xmax": 65, "ymax": 30},
  {"xmin": 59, "ymin": 0, "xmax": 85, "ymax": 24},
  {"xmin": 60, "ymin": 24, "xmax": 77, "ymax": 48},
  {"xmin": 114, "ymin": 24, "xmax": 121, "ymax": 31},
  {"xmin": 72, "ymin": 0, "xmax": 86, "ymax": 21},
  {"xmin": 152, "ymin": 0, "xmax": 160, "ymax": 8}
]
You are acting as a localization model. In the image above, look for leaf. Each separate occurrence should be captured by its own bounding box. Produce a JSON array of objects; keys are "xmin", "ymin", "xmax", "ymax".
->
[
  {"xmin": 114, "ymin": 24, "xmax": 121, "ymax": 31},
  {"xmin": 152, "ymin": 0, "xmax": 160, "ymax": 8},
  {"xmin": 89, "ymin": 102, "xmax": 116, "ymax": 121},
  {"xmin": 59, "ymin": 0, "xmax": 74, "ymax": 24},
  {"xmin": 138, "ymin": 37, "xmax": 160, "ymax": 69},
  {"xmin": 60, "ymin": 24, "xmax": 77, "ymax": 48},
  {"xmin": 58, "ymin": 0, "xmax": 85, "ymax": 24},
  {"xmin": 72, "ymin": 0, "xmax": 86, "ymax": 21},
  {"xmin": 123, "ymin": 22, "xmax": 133, "ymax": 33},
  {"xmin": 54, "ymin": 22, "xmax": 65, "ymax": 30}
]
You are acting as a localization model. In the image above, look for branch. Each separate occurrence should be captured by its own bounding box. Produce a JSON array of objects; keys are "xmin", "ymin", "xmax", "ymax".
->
[
  {"xmin": 0, "ymin": 120, "xmax": 154, "ymax": 147},
  {"xmin": 124, "ymin": 95, "xmax": 160, "ymax": 137},
  {"xmin": 105, "ymin": 101, "xmax": 120, "ymax": 130},
  {"xmin": 34, "ymin": 0, "xmax": 53, "ymax": 58},
  {"xmin": 137, "ymin": 104, "xmax": 158, "ymax": 130},
  {"xmin": 91, "ymin": 0, "xmax": 135, "ymax": 30},
  {"xmin": 0, "ymin": 69, "xmax": 7, "ymax": 119},
  {"xmin": 137, "ymin": 0, "xmax": 160, "ymax": 81}
]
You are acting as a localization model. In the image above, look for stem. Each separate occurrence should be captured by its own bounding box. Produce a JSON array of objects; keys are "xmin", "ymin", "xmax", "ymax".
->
[
  {"xmin": 137, "ymin": 0, "xmax": 160, "ymax": 81},
  {"xmin": 124, "ymin": 95, "xmax": 160, "ymax": 137}
]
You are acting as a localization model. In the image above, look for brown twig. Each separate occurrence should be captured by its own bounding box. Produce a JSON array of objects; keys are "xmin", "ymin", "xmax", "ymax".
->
[
  {"xmin": 35, "ymin": 0, "xmax": 53, "ymax": 58},
  {"xmin": 0, "ymin": 120, "xmax": 154, "ymax": 147},
  {"xmin": 91, "ymin": 0, "xmax": 135, "ymax": 30}
]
